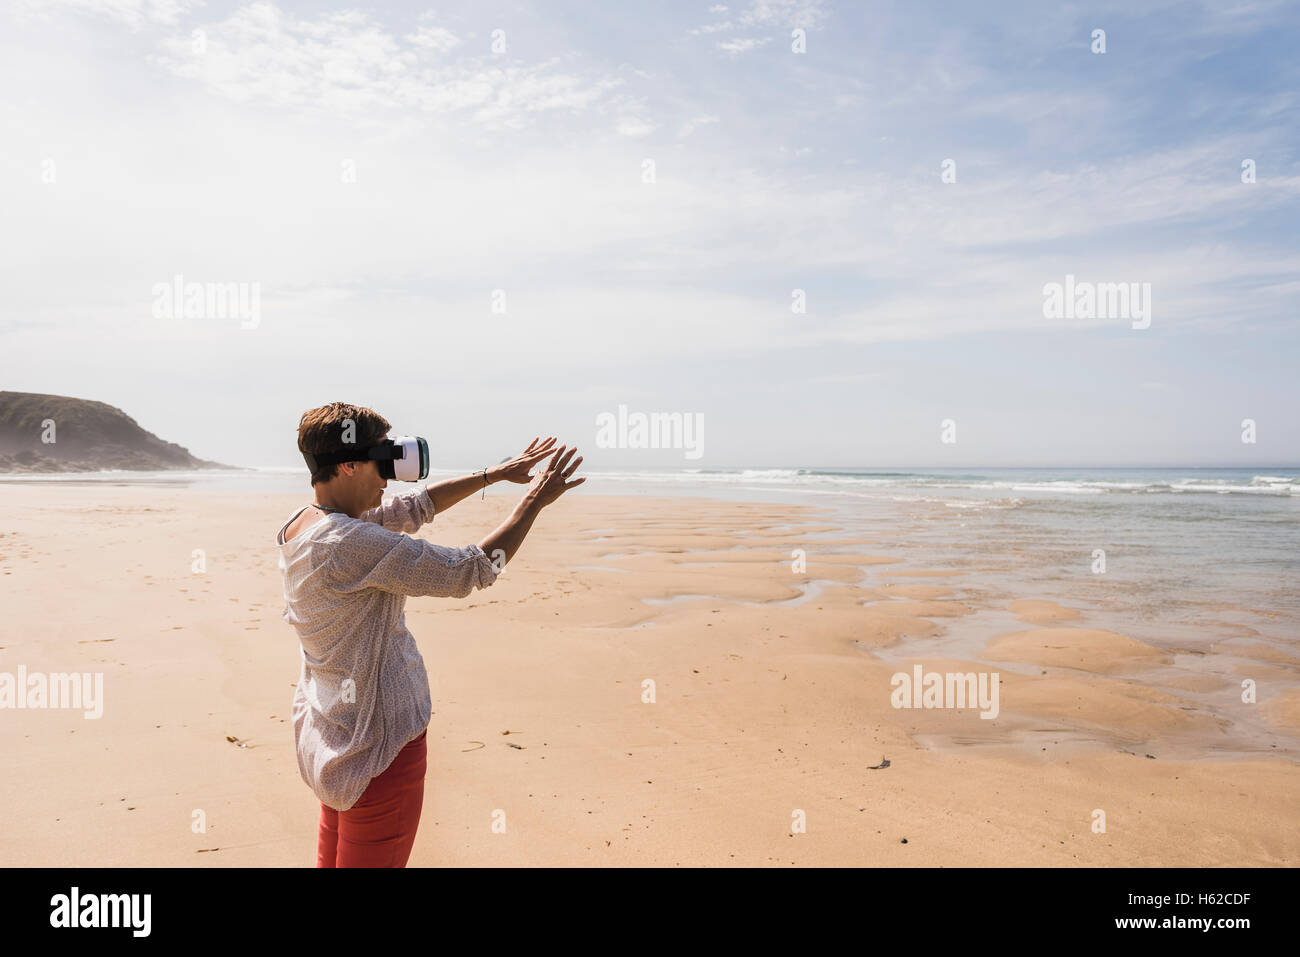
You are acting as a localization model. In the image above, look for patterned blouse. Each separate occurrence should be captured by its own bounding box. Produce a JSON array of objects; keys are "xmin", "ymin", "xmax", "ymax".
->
[{"xmin": 276, "ymin": 487, "xmax": 499, "ymax": 810}]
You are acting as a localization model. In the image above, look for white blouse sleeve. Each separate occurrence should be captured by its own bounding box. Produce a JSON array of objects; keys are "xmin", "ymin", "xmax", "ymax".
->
[
  {"xmin": 326, "ymin": 522, "xmax": 499, "ymax": 599},
  {"xmin": 357, "ymin": 486, "xmax": 436, "ymax": 533}
]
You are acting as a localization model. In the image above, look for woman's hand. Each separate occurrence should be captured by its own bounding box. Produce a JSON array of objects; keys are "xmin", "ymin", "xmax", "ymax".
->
[
  {"xmin": 490, "ymin": 436, "xmax": 559, "ymax": 484},
  {"xmin": 478, "ymin": 443, "xmax": 585, "ymax": 570},
  {"xmin": 526, "ymin": 445, "xmax": 585, "ymax": 508}
]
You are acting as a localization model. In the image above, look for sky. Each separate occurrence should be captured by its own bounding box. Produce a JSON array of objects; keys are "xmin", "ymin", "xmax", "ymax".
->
[{"xmin": 1, "ymin": 0, "xmax": 1297, "ymax": 470}]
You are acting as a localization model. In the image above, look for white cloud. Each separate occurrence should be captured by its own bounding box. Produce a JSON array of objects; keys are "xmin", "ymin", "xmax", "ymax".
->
[
  {"xmin": 677, "ymin": 114, "xmax": 720, "ymax": 138},
  {"xmin": 405, "ymin": 24, "xmax": 463, "ymax": 53},
  {"xmin": 616, "ymin": 115, "xmax": 656, "ymax": 136},
  {"xmin": 15, "ymin": 0, "xmax": 198, "ymax": 31},
  {"xmin": 145, "ymin": 3, "xmax": 622, "ymax": 129},
  {"xmin": 740, "ymin": 0, "xmax": 830, "ymax": 27},
  {"xmin": 716, "ymin": 36, "xmax": 771, "ymax": 54},
  {"xmin": 691, "ymin": 0, "xmax": 829, "ymax": 40}
]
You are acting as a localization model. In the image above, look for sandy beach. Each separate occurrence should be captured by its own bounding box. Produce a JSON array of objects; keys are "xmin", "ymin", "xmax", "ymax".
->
[{"xmin": 0, "ymin": 484, "xmax": 1296, "ymax": 867}]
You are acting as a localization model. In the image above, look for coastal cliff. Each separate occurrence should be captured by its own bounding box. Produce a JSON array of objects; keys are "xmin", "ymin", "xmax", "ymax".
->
[{"xmin": 0, "ymin": 391, "xmax": 233, "ymax": 473}]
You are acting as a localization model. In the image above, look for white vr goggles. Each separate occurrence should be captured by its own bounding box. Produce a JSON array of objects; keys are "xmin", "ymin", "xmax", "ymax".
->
[{"xmin": 302, "ymin": 435, "xmax": 430, "ymax": 481}]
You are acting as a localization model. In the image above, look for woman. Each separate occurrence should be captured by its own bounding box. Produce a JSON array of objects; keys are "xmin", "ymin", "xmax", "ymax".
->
[{"xmin": 275, "ymin": 402, "xmax": 584, "ymax": 867}]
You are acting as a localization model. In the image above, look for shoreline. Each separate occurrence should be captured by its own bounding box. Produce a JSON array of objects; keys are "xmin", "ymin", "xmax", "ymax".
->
[{"xmin": 0, "ymin": 485, "xmax": 1295, "ymax": 866}]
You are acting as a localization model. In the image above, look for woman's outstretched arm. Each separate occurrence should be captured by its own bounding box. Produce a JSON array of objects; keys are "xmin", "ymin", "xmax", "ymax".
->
[{"xmin": 425, "ymin": 436, "xmax": 559, "ymax": 514}]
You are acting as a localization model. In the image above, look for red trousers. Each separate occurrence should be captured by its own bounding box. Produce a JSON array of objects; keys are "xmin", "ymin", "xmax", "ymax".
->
[{"xmin": 316, "ymin": 730, "xmax": 427, "ymax": 868}]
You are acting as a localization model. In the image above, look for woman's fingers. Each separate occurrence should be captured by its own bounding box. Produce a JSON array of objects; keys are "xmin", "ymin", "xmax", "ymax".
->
[
  {"xmin": 525, "ymin": 444, "xmax": 585, "ymax": 502},
  {"xmin": 553, "ymin": 448, "xmax": 578, "ymax": 475},
  {"xmin": 557, "ymin": 475, "xmax": 586, "ymax": 495}
]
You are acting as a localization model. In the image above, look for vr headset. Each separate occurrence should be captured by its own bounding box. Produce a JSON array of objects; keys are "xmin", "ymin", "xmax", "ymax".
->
[{"xmin": 302, "ymin": 436, "xmax": 430, "ymax": 482}]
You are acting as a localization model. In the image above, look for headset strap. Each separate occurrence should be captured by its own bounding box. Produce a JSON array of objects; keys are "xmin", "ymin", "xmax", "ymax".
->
[{"xmin": 302, "ymin": 441, "xmax": 401, "ymax": 473}]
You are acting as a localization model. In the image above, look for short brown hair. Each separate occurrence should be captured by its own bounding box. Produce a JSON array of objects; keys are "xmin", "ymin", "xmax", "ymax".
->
[{"xmin": 297, "ymin": 402, "xmax": 391, "ymax": 485}]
